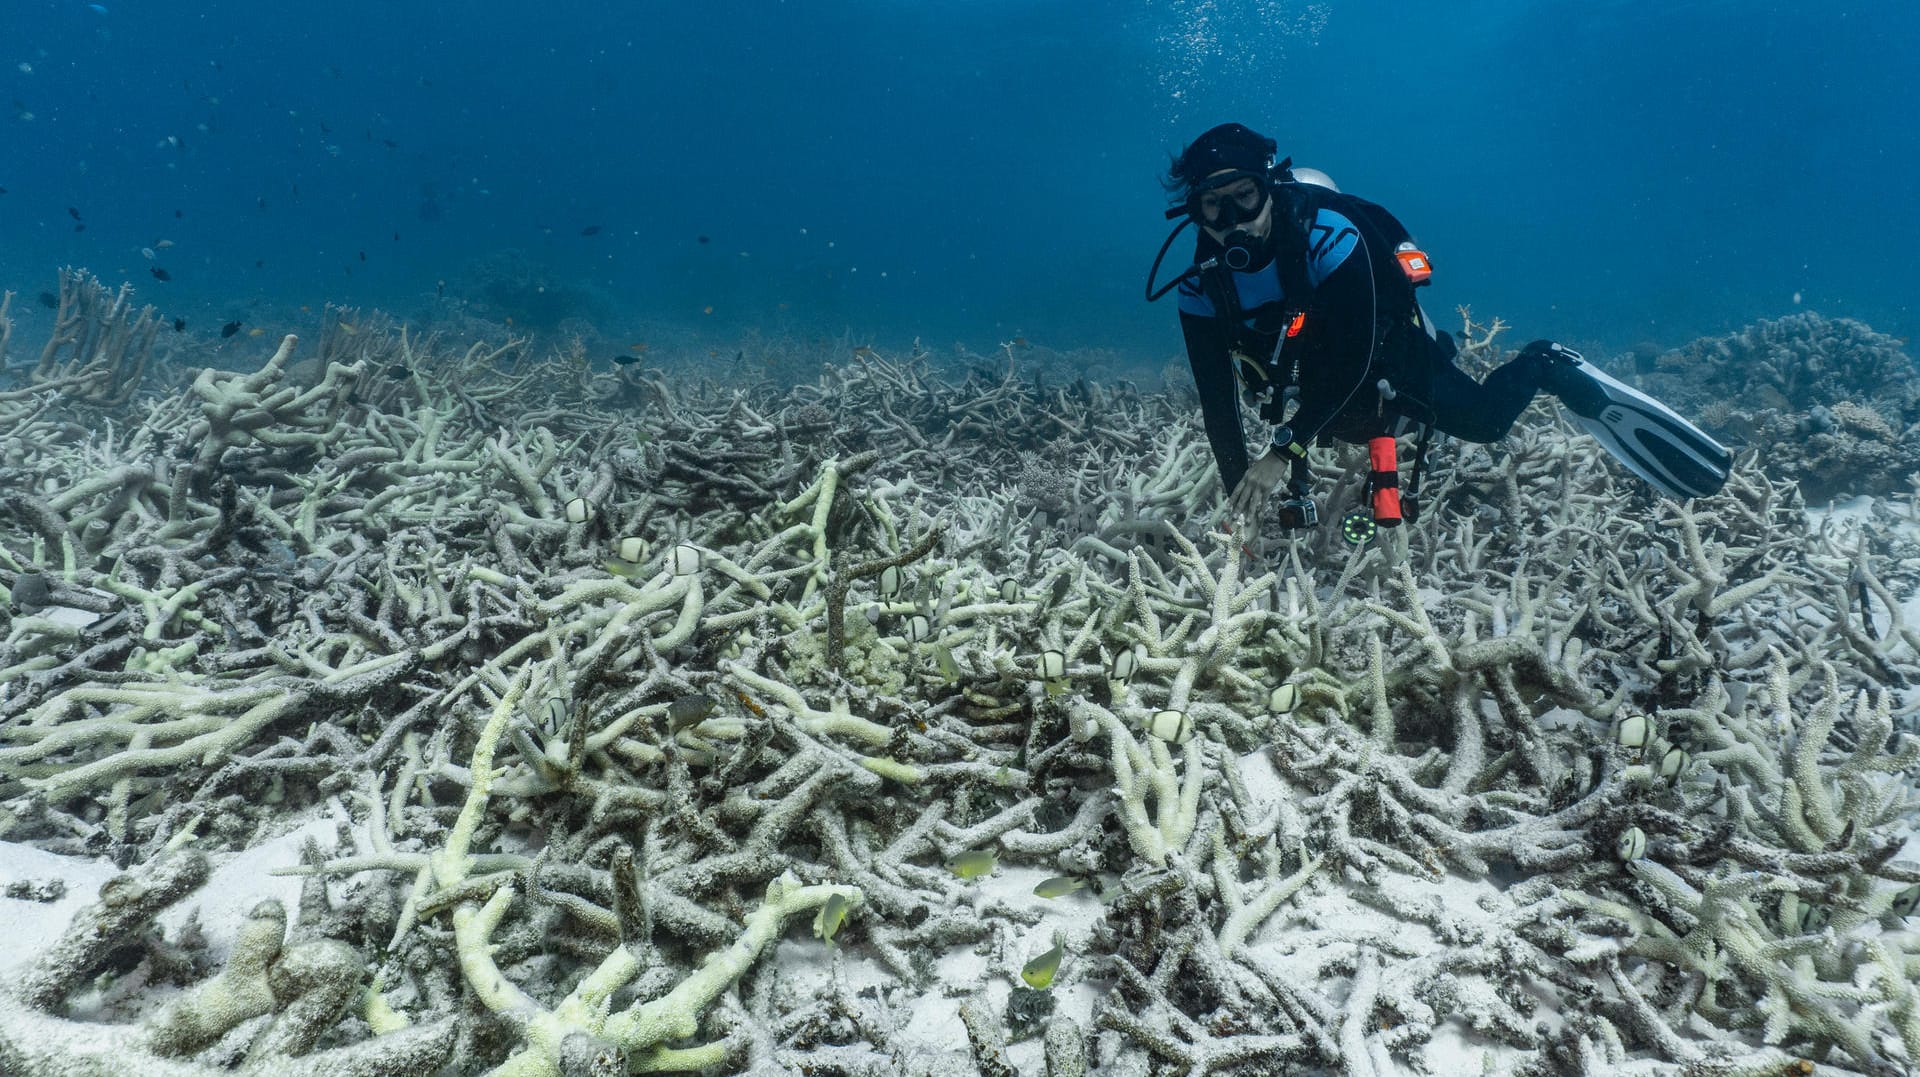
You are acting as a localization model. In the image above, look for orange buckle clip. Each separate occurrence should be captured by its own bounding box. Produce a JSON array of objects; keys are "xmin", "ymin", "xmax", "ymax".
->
[
  {"xmin": 1285, "ymin": 312, "xmax": 1306, "ymax": 337},
  {"xmin": 1395, "ymin": 248, "xmax": 1432, "ymax": 286}
]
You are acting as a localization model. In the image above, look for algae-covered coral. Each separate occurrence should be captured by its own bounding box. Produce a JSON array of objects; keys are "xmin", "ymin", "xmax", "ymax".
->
[
  {"xmin": 2, "ymin": 285, "xmax": 1920, "ymax": 1076},
  {"xmin": 1639, "ymin": 311, "xmax": 1920, "ymax": 502}
]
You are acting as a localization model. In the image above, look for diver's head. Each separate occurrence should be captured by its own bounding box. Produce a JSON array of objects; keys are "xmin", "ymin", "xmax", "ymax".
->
[{"xmin": 1167, "ymin": 123, "xmax": 1282, "ymax": 269}]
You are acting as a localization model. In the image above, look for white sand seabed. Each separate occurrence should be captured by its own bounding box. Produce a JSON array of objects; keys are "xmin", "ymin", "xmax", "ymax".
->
[{"xmin": 0, "ymin": 803, "xmax": 348, "ymax": 982}]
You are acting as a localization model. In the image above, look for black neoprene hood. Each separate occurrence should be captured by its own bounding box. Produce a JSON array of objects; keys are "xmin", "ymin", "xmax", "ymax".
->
[{"xmin": 1176, "ymin": 123, "xmax": 1278, "ymax": 186}]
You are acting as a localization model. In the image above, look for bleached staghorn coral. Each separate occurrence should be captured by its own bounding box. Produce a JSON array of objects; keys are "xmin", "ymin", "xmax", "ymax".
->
[
  {"xmin": 3, "ymin": 312, "xmax": 1918, "ymax": 1077},
  {"xmin": 26, "ymin": 268, "xmax": 161, "ymax": 408},
  {"xmin": 1538, "ymin": 659, "xmax": 1920, "ymax": 1070}
]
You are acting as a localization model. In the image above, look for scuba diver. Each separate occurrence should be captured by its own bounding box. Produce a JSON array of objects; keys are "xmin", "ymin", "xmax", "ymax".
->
[{"xmin": 1146, "ymin": 122, "xmax": 1732, "ymax": 542}]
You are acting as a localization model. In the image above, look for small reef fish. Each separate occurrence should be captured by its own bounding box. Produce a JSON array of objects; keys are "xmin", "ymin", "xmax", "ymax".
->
[
  {"xmin": 946, "ymin": 849, "xmax": 997, "ymax": 879},
  {"xmin": 38, "ymin": 291, "xmax": 57, "ymax": 308},
  {"xmin": 612, "ymin": 353, "xmax": 641, "ymax": 366},
  {"xmin": 220, "ymin": 320, "xmax": 243, "ymax": 338},
  {"xmin": 248, "ymin": 327, "xmax": 266, "ymax": 337},
  {"xmin": 579, "ymin": 224, "xmax": 602, "ymax": 236},
  {"xmin": 149, "ymin": 267, "xmax": 171, "ymax": 282},
  {"xmin": 1268, "ymin": 683, "xmax": 1300, "ymax": 714},
  {"xmin": 929, "ymin": 642, "xmax": 961, "ymax": 682},
  {"xmin": 171, "ymin": 317, "xmax": 185, "ymax": 332},
  {"xmin": 813, "ymin": 893, "xmax": 851, "ymax": 944},
  {"xmin": 1783, "ymin": 897, "xmax": 1829, "ymax": 935},
  {"xmin": 385, "ymin": 364, "xmax": 411, "ymax": 380},
  {"xmin": 1020, "ymin": 944, "xmax": 1063, "ymax": 990},
  {"xmin": 1032, "ymin": 876, "xmax": 1086, "ymax": 899},
  {"xmin": 1613, "ymin": 714, "xmax": 1654, "ymax": 750},
  {"xmin": 67, "ymin": 206, "xmax": 81, "ymax": 220},
  {"xmin": 603, "ymin": 559, "xmax": 645, "ymax": 580},
  {"xmin": 666, "ymin": 694, "xmax": 715, "ymax": 732}
]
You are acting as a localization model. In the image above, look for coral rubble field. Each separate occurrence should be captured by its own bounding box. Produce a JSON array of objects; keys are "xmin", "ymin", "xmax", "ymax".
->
[{"xmin": 3, "ymin": 276, "xmax": 1920, "ymax": 1075}]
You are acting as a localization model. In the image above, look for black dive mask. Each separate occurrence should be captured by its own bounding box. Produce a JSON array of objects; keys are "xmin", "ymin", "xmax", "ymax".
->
[
  {"xmin": 1189, "ymin": 169, "xmax": 1275, "ymax": 270},
  {"xmin": 1185, "ymin": 169, "xmax": 1270, "ymax": 230},
  {"xmin": 1145, "ymin": 157, "xmax": 1292, "ymax": 302}
]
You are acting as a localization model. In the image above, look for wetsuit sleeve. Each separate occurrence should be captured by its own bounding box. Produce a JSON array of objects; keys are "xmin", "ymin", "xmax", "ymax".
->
[
  {"xmin": 1283, "ymin": 245, "xmax": 1380, "ymax": 443},
  {"xmin": 1178, "ymin": 311, "xmax": 1250, "ymax": 493}
]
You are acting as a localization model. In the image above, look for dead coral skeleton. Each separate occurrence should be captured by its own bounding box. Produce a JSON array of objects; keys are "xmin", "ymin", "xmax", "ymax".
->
[{"xmin": 0, "ymin": 311, "xmax": 1917, "ymax": 1077}]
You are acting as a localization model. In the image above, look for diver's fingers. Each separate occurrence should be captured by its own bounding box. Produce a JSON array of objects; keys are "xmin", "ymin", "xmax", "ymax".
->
[{"xmin": 1228, "ymin": 483, "xmax": 1254, "ymax": 519}]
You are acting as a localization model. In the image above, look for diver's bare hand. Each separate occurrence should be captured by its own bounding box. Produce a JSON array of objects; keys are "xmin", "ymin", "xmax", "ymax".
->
[{"xmin": 1228, "ymin": 449, "xmax": 1290, "ymax": 527}]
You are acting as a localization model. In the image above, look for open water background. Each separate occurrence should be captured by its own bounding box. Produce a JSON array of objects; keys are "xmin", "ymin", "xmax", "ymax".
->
[{"xmin": 1, "ymin": 0, "xmax": 1913, "ymax": 362}]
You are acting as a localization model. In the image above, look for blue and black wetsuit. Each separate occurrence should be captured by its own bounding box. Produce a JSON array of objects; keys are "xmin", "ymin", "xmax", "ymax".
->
[{"xmin": 1176, "ymin": 183, "xmax": 1550, "ymax": 493}]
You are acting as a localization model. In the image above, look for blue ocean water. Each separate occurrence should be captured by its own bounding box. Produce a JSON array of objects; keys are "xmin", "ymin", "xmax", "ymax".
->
[{"xmin": 1, "ymin": 0, "xmax": 1913, "ymax": 363}]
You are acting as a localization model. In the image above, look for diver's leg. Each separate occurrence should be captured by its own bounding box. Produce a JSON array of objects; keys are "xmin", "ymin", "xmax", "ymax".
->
[{"xmin": 1420, "ymin": 352, "xmax": 1546, "ymax": 444}]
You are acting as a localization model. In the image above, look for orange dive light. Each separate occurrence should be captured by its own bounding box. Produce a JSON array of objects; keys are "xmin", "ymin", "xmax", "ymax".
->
[{"xmin": 1368, "ymin": 436, "xmax": 1401, "ymax": 527}]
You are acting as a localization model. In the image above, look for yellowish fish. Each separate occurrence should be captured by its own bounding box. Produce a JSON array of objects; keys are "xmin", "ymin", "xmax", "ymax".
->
[
  {"xmin": 946, "ymin": 849, "xmax": 997, "ymax": 879},
  {"xmin": 930, "ymin": 642, "xmax": 960, "ymax": 682},
  {"xmin": 247, "ymin": 326, "xmax": 266, "ymax": 337},
  {"xmin": 337, "ymin": 320, "xmax": 358, "ymax": 334},
  {"xmin": 1032, "ymin": 875, "xmax": 1086, "ymax": 900},
  {"xmin": 814, "ymin": 893, "xmax": 852, "ymax": 944},
  {"xmin": 1020, "ymin": 943, "xmax": 1063, "ymax": 989}
]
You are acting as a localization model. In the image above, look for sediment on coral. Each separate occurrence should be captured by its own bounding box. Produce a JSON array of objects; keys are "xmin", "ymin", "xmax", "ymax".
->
[{"xmin": 0, "ymin": 305, "xmax": 1917, "ymax": 1076}]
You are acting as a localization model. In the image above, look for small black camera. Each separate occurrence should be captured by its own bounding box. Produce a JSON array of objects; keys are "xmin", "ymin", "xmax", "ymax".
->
[{"xmin": 1275, "ymin": 497, "xmax": 1318, "ymax": 530}]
